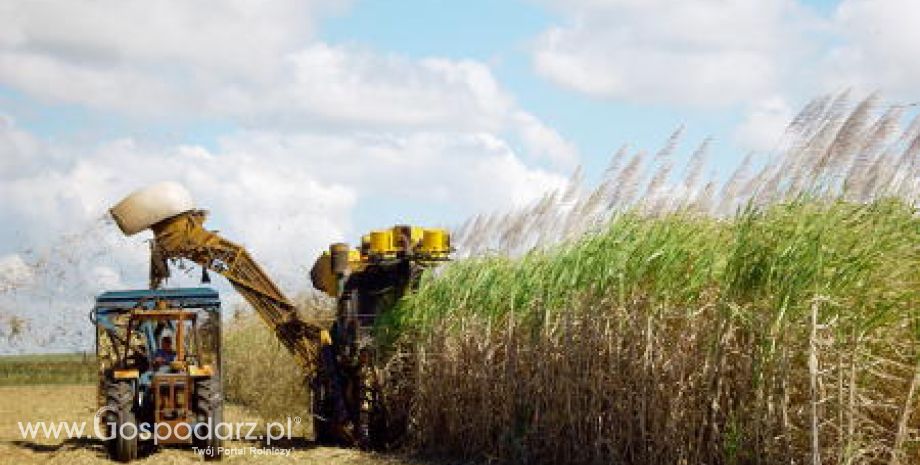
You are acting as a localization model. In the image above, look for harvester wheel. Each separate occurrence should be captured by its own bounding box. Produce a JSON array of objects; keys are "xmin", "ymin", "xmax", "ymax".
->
[
  {"xmin": 361, "ymin": 382, "xmax": 388, "ymax": 450},
  {"xmin": 378, "ymin": 349, "xmax": 415, "ymax": 449},
  {"xmin": 105, "ymin": 381, "xmax": 138, "ymax": 463},
  {"xmin": 311, "ymin": 384, "xmax": 336, "ymax": 445},
  {"xmin": 194, "ymin": 378, "xmax": 224, "ymax": 461},
  {"xmin": 352, "ymin": 355, "xmax": 390, "ymax": 450}
]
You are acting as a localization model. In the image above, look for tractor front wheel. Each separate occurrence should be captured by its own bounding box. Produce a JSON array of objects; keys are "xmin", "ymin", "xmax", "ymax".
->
[
  {"xmin": 194, "ymin": 378, "xmax": 224, "ymax": 461},
  {"xmin": 105, "ymin": 381, "xmax": 138, "ymax": 463}
]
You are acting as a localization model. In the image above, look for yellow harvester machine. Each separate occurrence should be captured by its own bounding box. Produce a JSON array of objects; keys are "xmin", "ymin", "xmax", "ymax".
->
[
  {"xmin": 309, "ymin": 224, "xmax": 450, "ymax": 447},
  {"xmin": 107, "ymin": 182, "xmax": 450, "ymax": 453}
]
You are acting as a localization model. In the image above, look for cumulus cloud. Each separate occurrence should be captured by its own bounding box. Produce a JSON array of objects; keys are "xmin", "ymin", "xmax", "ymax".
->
[
  {"xmin": 532, "ymin": 0, "xmax": 815, "ymax": 106},
  {"xmin": 0, "ymin": 43, "xmax": 519, "ymax": 130},
  {"xmin": 0, "ymin": 2, "xmax": 566, "ymax": 145},
  {"xmin": 734, "ymin": 96, "xmax": 794, "ymax": 152},
  {"xmin": 512, "ymin": 111, "xmax": 579, "ymax": 168},
  {"xmin": 0, "ymin": 1, "xmax": 577, "ymax": 168},
  {"xmin": 0, "ymin": 115, "xmax": 42, "ymax": 176},
  {"xmin": 733, "ymin": 0, "xmax": 920, "ymax": 153},
  {"xmin": 822, "ymin": 0, "xmax": 920, "ymax": 100},
  {"xmin": 0, "ymin": 0, "xmax": 341, "ymax": 117},
  {"xmin": 0, "ymin": 0, "xmax": 342, "ymax": 73},
  {"xmin": 530, "ymin": 0, "xmax": 920, "ymax": 147},
  {"xmin": 0, "ymin": 124, "xmax": 567, "ymax": 290},
  {"xmin": 0, "ymin": 130, "xmax": 356, "ymax": 288},
  {"xmin": 273, "ymin": 45, "xmax": 514, "ymax": 131},
  {"xmin": 219, "ymin": 129, "xmax": 567, "ymax": 210},
  {"xmin": 0, "ymin": 115, "xmax": 568, "ymax": 352},
  {"xmin": 0, "ymin": 0, "xmax": 581, "ymax": 352}
]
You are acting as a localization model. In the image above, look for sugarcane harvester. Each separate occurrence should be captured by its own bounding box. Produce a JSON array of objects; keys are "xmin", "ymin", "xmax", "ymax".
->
[
  {"xmin": 309, "ymin": 221, "xmax": 451, "ymax": 447},
  {"xmin": 108, "ymin": 182, "xmax": 451, "ymax": 449}
]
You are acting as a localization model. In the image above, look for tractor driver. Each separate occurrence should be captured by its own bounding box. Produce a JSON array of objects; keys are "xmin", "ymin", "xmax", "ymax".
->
[{"xmin": 154, "ymin": 335, "xmax": 176, "ymax": 367}]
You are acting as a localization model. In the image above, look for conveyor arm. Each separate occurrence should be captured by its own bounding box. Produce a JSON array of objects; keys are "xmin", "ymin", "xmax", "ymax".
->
[{"xmin": 149, "ymin": 210, "xmax": 323, "ymax": 373}]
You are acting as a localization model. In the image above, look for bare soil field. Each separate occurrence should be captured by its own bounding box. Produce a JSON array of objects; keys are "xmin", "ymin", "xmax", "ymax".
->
[{"xmin": 0, "ymin": 385, "xmax": 418, "ymax": 465}]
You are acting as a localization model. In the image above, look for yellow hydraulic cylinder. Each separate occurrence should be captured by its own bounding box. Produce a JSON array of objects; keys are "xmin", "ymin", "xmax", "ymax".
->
[
  {"xmin": 420, "ymin": 228, "xmax": 450, "ymax": 258},
  {"xmin": 369, "ymin": 230, "xmax": 395, "ymax": 256}
]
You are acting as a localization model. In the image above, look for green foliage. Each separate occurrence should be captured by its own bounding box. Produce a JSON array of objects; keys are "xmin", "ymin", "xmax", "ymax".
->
[{"xmin": 387, "ymin": 199, "xmax": 920, "ymax": 343}]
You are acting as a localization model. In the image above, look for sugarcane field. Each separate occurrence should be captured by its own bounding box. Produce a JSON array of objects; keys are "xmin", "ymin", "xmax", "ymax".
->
[{"xmin": 3, "ymin": 2, "xmax": 920, "ymax": 464}]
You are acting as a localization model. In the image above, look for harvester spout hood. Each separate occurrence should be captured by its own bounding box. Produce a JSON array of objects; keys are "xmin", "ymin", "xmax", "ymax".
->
[{"xmin": 109, "ymin": 181, "xmax": 196, "ymax": 236}]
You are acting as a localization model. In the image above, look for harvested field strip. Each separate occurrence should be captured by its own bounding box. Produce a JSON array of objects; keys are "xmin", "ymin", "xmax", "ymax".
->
[{"xmin": 0, "ymin": 353, "xmax": 95, "ymax": 386}]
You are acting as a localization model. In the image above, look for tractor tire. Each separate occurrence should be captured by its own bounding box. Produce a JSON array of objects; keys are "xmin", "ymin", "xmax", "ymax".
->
[
  {"xmin": 194, "ymin": 378, "xmax": 224, "ymax": 461},
  {"xmin": 105, "ymin": 381, "xmax": 138, "ymax": 463}
]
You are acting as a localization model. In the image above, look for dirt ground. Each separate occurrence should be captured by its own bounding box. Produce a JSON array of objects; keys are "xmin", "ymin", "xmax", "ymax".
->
[{"xmin": 0, "ymin": 385, "xmax": 419, "ymax": 465}]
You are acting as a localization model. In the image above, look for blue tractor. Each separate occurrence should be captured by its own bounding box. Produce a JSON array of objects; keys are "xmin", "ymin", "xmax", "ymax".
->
[{"xmin": 93, "ymin": 287, "xmax": 223, "ymax": 462}]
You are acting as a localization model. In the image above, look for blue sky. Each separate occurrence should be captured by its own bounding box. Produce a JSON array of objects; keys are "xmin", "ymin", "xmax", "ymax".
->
[
  {"xmin": 320, "ymin": 0, "xmax": 837, "ymax": 180},
  {"xmin": 322, "ymin": 0, "xmax": 727, "ymax": 175}
]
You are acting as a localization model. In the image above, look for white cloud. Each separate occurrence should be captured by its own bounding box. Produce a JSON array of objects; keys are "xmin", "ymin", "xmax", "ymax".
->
[
  {"xmin": 0, "ymin": 115, "xmax": 42, "ymax": 176},
  {"xmin": 532, "ymin": 0, "xmax": 815, "ymax": 106},
  {"xmin": 734, "ymin": 96, "xmax": 794, "ymax": 152},
  {"xmin": 0, "ymin": 2, "xmax": 537, "ymax": 134},
  {"xmin": 0, "ymin": 0, "xmax": 350, "ymax": 118},
  {"xmin": 0, "ymin": 1, "xmax": 577, "ymax": 169},
  {"xmin": 273, "ymin": 45, "xmax": 514, "ymax": 131},
  {"xmin": 0, "ymin": 122, "xmax": 567, "ymax": 290},
  {"xmin": 731, "ymin": 0, "xmax": 920, "ymax": 154},
  {"xmin": 512, "ymin": 111, "xmax": 579, "ymax": 168},
  {"xmin": 217, "ymin": 130, "xmax": 568, "ymax": 213},
  {"xmin": 0, "ymin": 0, "xmax": 583, "ymax": 352},
  {"xmin": 0, "ymin": 50, "xmax": 188, "ymax": 116},
  {"xmin": 528, "ymin": 0, "xmax": 920, "ymax": 162},
  {"xmin": 0, "ymin": 42, "xmax": 523, "ymax": 132},
  {"xmin": 822, "ymin": 0, "xmax": 920, "ymax": 100},
  {"xmin": 0, "ymin": 115, "xmax": 568, "ymax": 352},
  {"xmin": 1, "ymin": 138, "xmax": 355, "ymax": 285},
  {"xmin": 0, "ymin": 0, "xmax": 343, "ymax": 73}
]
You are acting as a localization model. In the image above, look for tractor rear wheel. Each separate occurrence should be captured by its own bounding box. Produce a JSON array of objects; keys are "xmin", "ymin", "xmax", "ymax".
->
[
  {"xmin": 105, "ymin": 381, "xmax": 138, "ymax": 463},
  {"xmin": 194, "ymin": 378, "xmax": 224, "ymax": 461}
]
